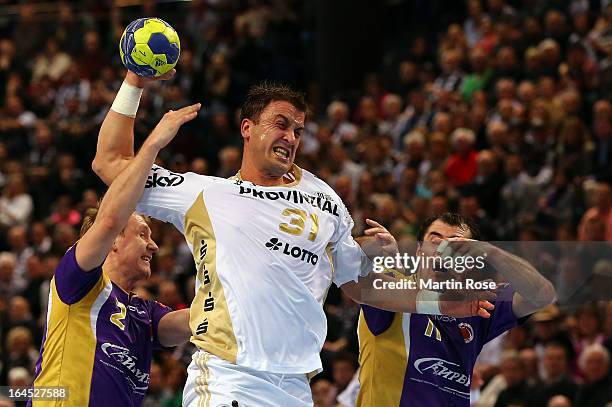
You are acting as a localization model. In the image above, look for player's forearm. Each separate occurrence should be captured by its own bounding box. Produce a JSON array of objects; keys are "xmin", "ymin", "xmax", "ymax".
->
[
  {"xmin": 96, "ymin": 141, "xmax": 159, "ymax": 226},
  {"xmin": 93, "ymin": 110, "xmax": 136, "ymax": 185},
  {"xmin": 486, "ymin": 246, "xmax": 556, "ymax": 307},
  {"xmin": 343, "ymin": 272, "xmax": 495, "ymax": 318},
  {"xmin": 77, "ymin": 140, "xmax": 160, "ymax": 270},
  {"xmin": 342, "ymin": 273, "xmax": 420, "ymax": 313},
  {"xmin": 157, "ymin": 309, "xmax": 191, "ymax": 347},
  {"xmin": 93, "ymin": 74, "xmax": 145, "ymax": 184}
]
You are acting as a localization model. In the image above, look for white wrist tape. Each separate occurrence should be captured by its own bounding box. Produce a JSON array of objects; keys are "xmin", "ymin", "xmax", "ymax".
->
[
  {"xmin": 416, "ymin": 289, "xmax": 442, "ymax": 315},
  {"xmin": 110, "ymin": 81, "xmax": 143, "ymax": 118}
]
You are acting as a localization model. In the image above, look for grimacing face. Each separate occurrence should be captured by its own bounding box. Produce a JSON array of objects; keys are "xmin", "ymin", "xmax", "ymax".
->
[
  {"xmin": 114, "ymin": 214, "xmax": 158, "ymax": 280},
  {"xmin": 242, "ymin": 100, "xmax": 305, "ymax": 178},
  {"xmin": 420, "ymin": 220, "xmax": 472, "ymax": 257}
]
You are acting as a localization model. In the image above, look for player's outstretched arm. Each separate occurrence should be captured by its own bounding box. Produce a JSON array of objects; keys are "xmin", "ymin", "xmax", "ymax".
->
[
  {"xmin": 446, "ymin": 238, "xmax": 556, "ymax": 318},
  {"xmin": 341, "ymin": 219, "xmax": 496, "ymax": 318},
  {"xmin": 158, "ymin": 308, "xmax": 191, "ymax": 347},
  {"xmin": 92, "ymin": 70, "xmax": 175, "ymax": 185},
  {"xmin": 342, "ymin": 270, "xmax": 496, "ymax": 318},
  {"xmin": 77, "ymin": 103, "xmax": 200, "ymax": 270}
]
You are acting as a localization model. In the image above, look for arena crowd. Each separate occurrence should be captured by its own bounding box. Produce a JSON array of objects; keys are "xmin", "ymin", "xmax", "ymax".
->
[{"xmin": 0, "ymin": 1, "xmax": 611, "ymax": 406}]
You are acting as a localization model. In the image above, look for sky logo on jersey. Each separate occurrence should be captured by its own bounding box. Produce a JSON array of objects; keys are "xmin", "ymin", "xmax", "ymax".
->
[
  {"xmin": 265, "ymin": 237, "xmax": 319, "ymax": 265},
  {"xmin": 145, "ymin": 167, "xmax": 185, "ymax": 188}
]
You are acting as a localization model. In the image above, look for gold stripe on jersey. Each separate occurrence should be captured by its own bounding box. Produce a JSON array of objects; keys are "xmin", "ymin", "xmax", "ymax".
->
[
  {"xmin": 33, "ymin": 273, "xmax": 110, "ymax": 407},
  {"xmin": 196, "ymin": 352, "xmax": 211, "ymax": 407},
  {"xmin": 356, "ymin": 311, "xmax": 408, "ymax": 407},
  {"xmin": 185, "ymin": 192, "xmax": 238, "ymax": 363}
]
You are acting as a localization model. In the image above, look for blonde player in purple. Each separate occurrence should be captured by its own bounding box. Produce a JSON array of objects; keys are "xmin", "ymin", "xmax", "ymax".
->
[{"xmin": 30, "ymin": 102, "xmax": 202, "ymax": 406}]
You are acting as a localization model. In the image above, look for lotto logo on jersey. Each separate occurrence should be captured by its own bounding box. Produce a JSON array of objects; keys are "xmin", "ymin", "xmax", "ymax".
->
[
  {"xmin": 265, "ymin": 237, "xmax": 319, "ymax": 265},
  {"xmin": 145, "ymin": 168, "xmax": 185, "ymax": 188}
]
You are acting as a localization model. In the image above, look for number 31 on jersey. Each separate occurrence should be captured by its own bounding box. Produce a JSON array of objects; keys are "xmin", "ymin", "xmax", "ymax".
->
[{"xmin": 279, "ymin": 209, "xmax": 319, "ymax": 241}]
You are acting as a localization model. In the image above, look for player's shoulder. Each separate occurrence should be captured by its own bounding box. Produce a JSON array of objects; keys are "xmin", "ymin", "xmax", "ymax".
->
[
  {"xmin": 298, "ymin": 167, "xmax": 343, "ymax": 202},
  {"xmin": 146, "ymin": 165, "xmax": 227, "ymax": 190}
]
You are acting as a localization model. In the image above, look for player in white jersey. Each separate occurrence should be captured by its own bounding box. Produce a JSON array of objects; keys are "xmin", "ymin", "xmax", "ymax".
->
[{"xmin": 92, "ymin": 71, "xmax": 495, "ymax": 406}]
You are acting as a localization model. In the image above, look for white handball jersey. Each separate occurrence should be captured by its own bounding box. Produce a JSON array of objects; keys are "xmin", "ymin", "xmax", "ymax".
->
[{"xmin": 136, "ymin": 164, "xmax": 369, "ymax": 374}]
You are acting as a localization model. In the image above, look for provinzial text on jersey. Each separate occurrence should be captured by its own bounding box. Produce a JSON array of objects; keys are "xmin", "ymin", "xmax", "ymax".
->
[{"xmin": 238, "ymin": 186, "xmax": 339, "ymax": 217}]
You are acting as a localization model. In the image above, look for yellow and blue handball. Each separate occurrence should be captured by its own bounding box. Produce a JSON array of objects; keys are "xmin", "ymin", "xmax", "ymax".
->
[{"xmin": 119, "ymin": 17, "xmax": 180, "ymax": 77}]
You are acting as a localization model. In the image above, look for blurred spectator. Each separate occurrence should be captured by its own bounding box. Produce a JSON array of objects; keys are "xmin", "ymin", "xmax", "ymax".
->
[
  {"xmin": 7, "ymin": 366, "xmax": 31, "ymax": 387},
  {"xmin": 48, "ymin": 153, "xmax": 88, "ymax": 205},
  {"xmin": 535, "ymin": 342, "xmax": 578, "ymax": 404},
  {"xmin": 75, "ymin": 31, "xmax": 106, "ymax": 81},
  {"xmin": 31, "ymin": 39, "xmax": 71, "ymax": 83},
  {"xmin": 434, "ymin": 48, "xmax": 464, "ymax": 93},
  {"xmin": 394, "ymin": 131, "xmax": 427, "ymax": 181},
  {"xmin": 591, "ymin": 113, "xmax": 612, "ymax": 181},
  {"xmin": 12, "ymin": 4, "xmax": 47, "ymax": 60},
  {"xmin": 0, "ymin": 95, "xmax": 36, "ymax": 157},
  {"xmin": 379, "ymin": 94, "xmax": 408, "ymax": 148},
  {"xmin": 327, "ymin": 101, "xmax": 358, "ymax": 146},
  {"xmin": 574, "ymin": 304, "xmax": 605, "ymax": 366},
  {"xmin": 49, "ymin": 195, "xmax": 82, "ymax": 228},
  {"xmin": 574, "ymin": 344, "xmax": 612, "ymax": 407},
  {"xmin": 493, "ymin": 350, "xmax": 536, "ymax": 407},
  {"xmin": 323, "ymin": 292, "xmax": 359, "ymax": 356},
  {"xmin": 519, "ymin": 348, "xmax": 540, "ymax": 387},
  {"xmin": 6, "ymin": 226, "xmax": 33, "ymax": 293},
  {"xmin": 331, "ymin": 352, "xmax": 358, "ymax": 396},
  {"xmin": 157, "ymin": 281, "xmax": 186, "ymax": 311},
  {"xmin": 216, "ymin": 146, "xmax": 241, "ymax": 178},
  {"xmin": 531, "ymin": 305, "xmax": 575, "ymax": 367},
  {"xmin": 445, "ymin": 127, "xmax": 478, "ymax": 186},
  {"xmin": 27, "ymin": 121, "xmax": 57, "ymax": 184},
  {"xmin": 536, "ymin": 169, "xmax": 580, "ymax": 229},
  {"xmin": 311, "ymin": 378, "xmax": 337, "ymax": 407},
  {"xmin": 160, "ymin": 360, "xmax": 187, "ymax": 407},
  {"xmin": 498, "ymin": 154, "xmax": 539, "ymax": 239},
  {"xmin": 578, "ymin": 182, "xmax": 612, "ymax": 241},
  {"xmin": 142, "ymin": 362, "xmax": 170, "ymax": 407},
  {"xmin": 0, "ymin": 174, "xmax": 33, "ymax": 231},
  {"xmin": 463, "ymin": 149, "xmax": 504, "ymax": 218},
  {"xmin": 0, "ymin": 252, "xmax": 17, "ymax": 300},
  {"xmin": 547, "ymin": 395, "xmax": 571, "ymax": 407},
  {"xmin": 1, "ymin": 326, "xmax": 38, "ymax": 382},
  {"xmin": 6, "ymin": 296, "xmax": 38, "ymax": 344},
  {"xmin": 461, "ymin": 46, "xmax": 493, "ymax": 101},
  {"xmin": 30, "ymin": 222, "xmax": 53, "ymax": 255}
]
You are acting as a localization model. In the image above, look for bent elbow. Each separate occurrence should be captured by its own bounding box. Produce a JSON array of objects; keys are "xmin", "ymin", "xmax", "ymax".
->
[
  {"xmin": 532, "ymin": 280, "xmax": 556, "ymax": 309},
  {"xmin": 543, "ymin": 280, "xmax": 556, "ymax": 305},
  {"xmin": 91, "ymin": 158, "xmax": 113, "ymax": 186},
  {"xmin": 341, "ymin": 281, "xmax": 364, "ymax": 304},
  {"xmin": 92, "ymin": 158, "xmax": 107, "ymax": 182}
]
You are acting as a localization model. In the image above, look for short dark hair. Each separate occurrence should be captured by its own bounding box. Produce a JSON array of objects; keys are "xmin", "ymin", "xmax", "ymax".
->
[
  {"xmin": 417, "ymin": 212, "xmax": 481, "ymax": 242},
  {"xmin": 239, "ymin": 81, "xmax": 307, "ymax": 123}
]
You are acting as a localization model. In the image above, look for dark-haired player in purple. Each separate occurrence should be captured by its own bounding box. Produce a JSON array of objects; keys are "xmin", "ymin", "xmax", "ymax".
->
[
  {"xmin": 30, "ymin": 102, "xmax": 201, "ymax": 406},
  {"xmin": 356, "ymin": 213, "xmax": 556, "ymax": 407}
]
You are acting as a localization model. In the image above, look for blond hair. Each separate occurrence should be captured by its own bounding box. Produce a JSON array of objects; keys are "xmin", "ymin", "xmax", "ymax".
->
[{"xmin": 79, "ymin": 198, "xmax": 150, "ymax": 238}]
